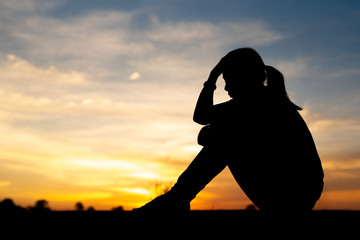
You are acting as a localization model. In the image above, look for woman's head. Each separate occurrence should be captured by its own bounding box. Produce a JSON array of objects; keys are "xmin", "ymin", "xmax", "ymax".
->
[
  {"xmin": 221, "ymin": 48, "xmax": 266, "ymax": 98},
  {"xmin": 220, "ymin": 47, "xmax": 302, "ymax": 110}
]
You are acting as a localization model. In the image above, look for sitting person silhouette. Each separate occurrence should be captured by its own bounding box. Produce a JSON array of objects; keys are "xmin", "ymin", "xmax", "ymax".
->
[{"xmin": 133, "ymin": 48, "xmax": 324, "ymax": 215}]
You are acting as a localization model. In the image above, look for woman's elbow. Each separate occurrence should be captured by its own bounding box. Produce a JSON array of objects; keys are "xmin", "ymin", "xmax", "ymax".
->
[{"xmin": 193, "ymin": 115, "xmax": 210, "ymax": 125}]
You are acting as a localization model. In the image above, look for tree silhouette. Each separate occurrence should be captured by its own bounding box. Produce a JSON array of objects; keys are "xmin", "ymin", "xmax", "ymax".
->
[
  {"xmin": 75, "ymin": 202, "xmax": 84, "ymax": 211},
  {"xmin": 35, "ymin": 200, "xmax": 49, "ymax": 209},
  {"xmin": 31, "ymin": 199, "xmax": 51, "ymax": 213},
  {"xmin": 0, "ymin": 198, "xmax": 25, "ymax": 214},
  {"xmin": 87, "ymin": 206, "xmax": 95, "ymax": 211},
  {"xmin": 112, "ymin": 206, "xmax": 124, "ymax": 212}
]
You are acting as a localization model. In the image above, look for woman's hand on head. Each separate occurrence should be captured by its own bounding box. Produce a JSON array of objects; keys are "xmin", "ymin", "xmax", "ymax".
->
[{"xmin": 207, "ymin": 59, "xmax": 224, "ymax": 85}]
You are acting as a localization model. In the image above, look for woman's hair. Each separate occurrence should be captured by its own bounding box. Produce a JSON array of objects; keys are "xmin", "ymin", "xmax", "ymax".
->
[
  {"xmin": 265, "ymin": 65, "xmax": 302, "ymax": 110},
  {"xmin": 222, "ymin": 47, "xmax": 302, "ymax": 111},
  {"xmin": 222, "ymin": 48, "xmax": 266, "ymax": 85}
]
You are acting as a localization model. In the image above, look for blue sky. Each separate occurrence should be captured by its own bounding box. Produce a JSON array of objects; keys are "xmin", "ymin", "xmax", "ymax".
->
[{"xmin": 1, "ymin": 0, "xmax": 360, "ymax": 210}]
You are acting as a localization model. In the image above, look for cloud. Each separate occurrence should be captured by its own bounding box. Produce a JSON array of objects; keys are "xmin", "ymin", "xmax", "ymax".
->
[
  {"xmin": 298, "ymin": 107, "xmax": 360, "ymax": 207},
  {"xmin": 147, "ymin": 17, "xmax": 281, "ymax": 46},
  {"xmin": 0, "ymin": 181, "xmax": 10, "ymax": 188},
  {"xmin": 0, "ymin": 4, "xmax": 283, "ymax": 168},
  {"xmin": 0, "ymin": 0, "xmax": 61, "ymax": 13},
  {"xmin": 0, "ymin": 5, "xmax": 282, "ymax": 82},
  {"xmin": 0, "ymin": 2, "xmax": 359, "ymax": 210},
  {"xmin": 0, "ymin": 54, "xmax": 90, "ymax": 117},
  {"xmin": 128, "ymin": 72, "xmax": 141, "ymax": 80},
  {"xmin": 0, "ymin": 3, "xmax": 288, "ymax": 210},
  {"xmin": 306, "ymin": 117, "xmax": 360, "ymax": 155},
  {"xmin": 0, "ymin": 53, "xmax": 199, "ymax": 165},
  {"xmin": 328, "ymin": 68, "xmax": 360, "ymax": 78},
  {"xmin": 2, "ymin": 54, "xmax": 89, "ymax": 84},
  {"xmin": 269, "ymin": 58, "xmax": 308, "ymax": 79}
]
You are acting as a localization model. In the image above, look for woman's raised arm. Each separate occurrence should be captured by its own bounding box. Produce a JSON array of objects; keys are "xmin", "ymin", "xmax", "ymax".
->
[{"xmin": 193, "ymin": 61, "xmax": 223, "ymax": 125}]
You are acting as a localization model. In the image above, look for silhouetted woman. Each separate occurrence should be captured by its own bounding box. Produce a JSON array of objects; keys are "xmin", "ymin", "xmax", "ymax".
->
[{"xmin": 133, "ymin": 48, "xmax": 324, "ymax": 215}]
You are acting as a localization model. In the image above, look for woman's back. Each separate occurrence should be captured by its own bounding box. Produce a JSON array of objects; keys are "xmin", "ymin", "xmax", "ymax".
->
[{"xmin": 211, "ymin": 89, "xmax": 324, "ymax": 211}]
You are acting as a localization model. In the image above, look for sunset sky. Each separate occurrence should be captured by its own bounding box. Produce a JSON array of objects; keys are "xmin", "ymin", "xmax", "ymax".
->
[{"xmin": 1, "ymin": 0, "xmax": 360, "ymax": 210}]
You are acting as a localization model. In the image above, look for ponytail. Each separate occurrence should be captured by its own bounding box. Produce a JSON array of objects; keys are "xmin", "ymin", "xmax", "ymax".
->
[{"xmin": 265, "ymin": 65, "xmax": 302, "ymax": 111}]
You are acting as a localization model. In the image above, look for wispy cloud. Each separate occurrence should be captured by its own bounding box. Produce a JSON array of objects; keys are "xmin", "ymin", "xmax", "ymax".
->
[
  {"xmin": 0, "ymin": 0, "xmax": 61, "ymax": 13},
  {"xmin": 2, "ymin": 0, "xmax": 359, "ymax": 210},
  {"xmin": 328, "ymin": 68, "xmax": 360, "ymax": 78},
  {"xmin": 0, "ymin": 4, "xmax": 282, "ymax": 82},
  {"xmin": 147, "ymin": 16, "xmax": 281, "ymax": 46}
]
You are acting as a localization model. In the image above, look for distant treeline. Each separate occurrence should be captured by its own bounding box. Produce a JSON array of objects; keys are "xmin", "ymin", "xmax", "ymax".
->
[{"xmin": 0, "ymin": 198, "xmax": 124, "ymax": 214}]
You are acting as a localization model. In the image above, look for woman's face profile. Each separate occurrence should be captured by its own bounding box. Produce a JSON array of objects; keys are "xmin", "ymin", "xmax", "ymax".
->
[
  {"xmin": 222, "ymin": 65, "xmax": 266, "ymax": 99},
  {"xmin": 223, "ymin": 72, "xmax": 240, "ymax": 98}
]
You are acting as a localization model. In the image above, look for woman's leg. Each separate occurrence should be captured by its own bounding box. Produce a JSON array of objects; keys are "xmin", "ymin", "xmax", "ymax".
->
[
  {"xmin": 133, "ymin": 145, "xmax": 227, "ymax": 213},
  {"xmin": 171, "ymin": 145, "xmax": 228, "ymax": 202}
]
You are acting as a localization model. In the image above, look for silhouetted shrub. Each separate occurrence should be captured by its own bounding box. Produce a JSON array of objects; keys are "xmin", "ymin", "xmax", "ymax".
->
[
  {"xmin": 0, "ymin": 198, "xmax": 25, "ymax": 214},
  {"xmin": 30, "ymin": 199, "xmax": 51, "ymax": 213},
  {"xmin": 112, "ymin": 206, "xmax": 124, "ymax": 212},
  {"xmin": 75, "ymin": 202, "xmax": 84, "ymax": 211},
  {"xmin": 87, "ymin": 206, "xmax": 95, "ymax": 211}
]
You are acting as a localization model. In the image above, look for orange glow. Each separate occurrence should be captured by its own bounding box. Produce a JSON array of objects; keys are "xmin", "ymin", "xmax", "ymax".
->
[
  {"xmin": 1, "ymin": 29, "xmax": 360, "ymax": 211},
  {"xmin": 2, "ymin": 144, "xmax": 360, "ymax": 210}
]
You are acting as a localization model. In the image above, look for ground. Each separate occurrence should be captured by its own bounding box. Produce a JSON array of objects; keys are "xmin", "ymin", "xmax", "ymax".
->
[{"xmin": 2, "ymin": 210, "xmax": 359, "ymax": 237}]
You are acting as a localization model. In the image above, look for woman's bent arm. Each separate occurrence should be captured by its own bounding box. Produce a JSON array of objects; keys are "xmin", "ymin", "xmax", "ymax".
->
[
  {"xmin": 193, "ymin": 61, "xmax": 223, "ymax": 124},
  {"xmin": 193, "ymin": 84, "xmax": 215, "ymax": 125}
]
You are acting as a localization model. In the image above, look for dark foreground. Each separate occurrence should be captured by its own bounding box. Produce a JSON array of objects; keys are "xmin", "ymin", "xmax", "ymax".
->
[{"xmin": 2, "ymin": 210, "xmax": 360, "ymax": 237}]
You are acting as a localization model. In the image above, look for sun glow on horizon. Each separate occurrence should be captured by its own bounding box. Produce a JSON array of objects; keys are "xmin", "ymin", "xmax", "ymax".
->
[
  {"xmin": 1, "ymin": 52, "xmax": 360, "ymax": 211},
  {"xmin": 1, "ymin": 0, "xmax": 360, "ymax": 211}
]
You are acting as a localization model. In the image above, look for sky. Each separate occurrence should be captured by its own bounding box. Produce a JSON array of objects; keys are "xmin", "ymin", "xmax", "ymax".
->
[{"xmin": 0, "ymin": 0, "xmax": 360, "ymax": 210}]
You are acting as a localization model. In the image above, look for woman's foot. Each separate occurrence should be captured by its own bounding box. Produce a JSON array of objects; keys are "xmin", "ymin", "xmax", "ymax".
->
[{"xmin": 132, "ymin": 191, "xmax": 190, "ymax": 216}]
